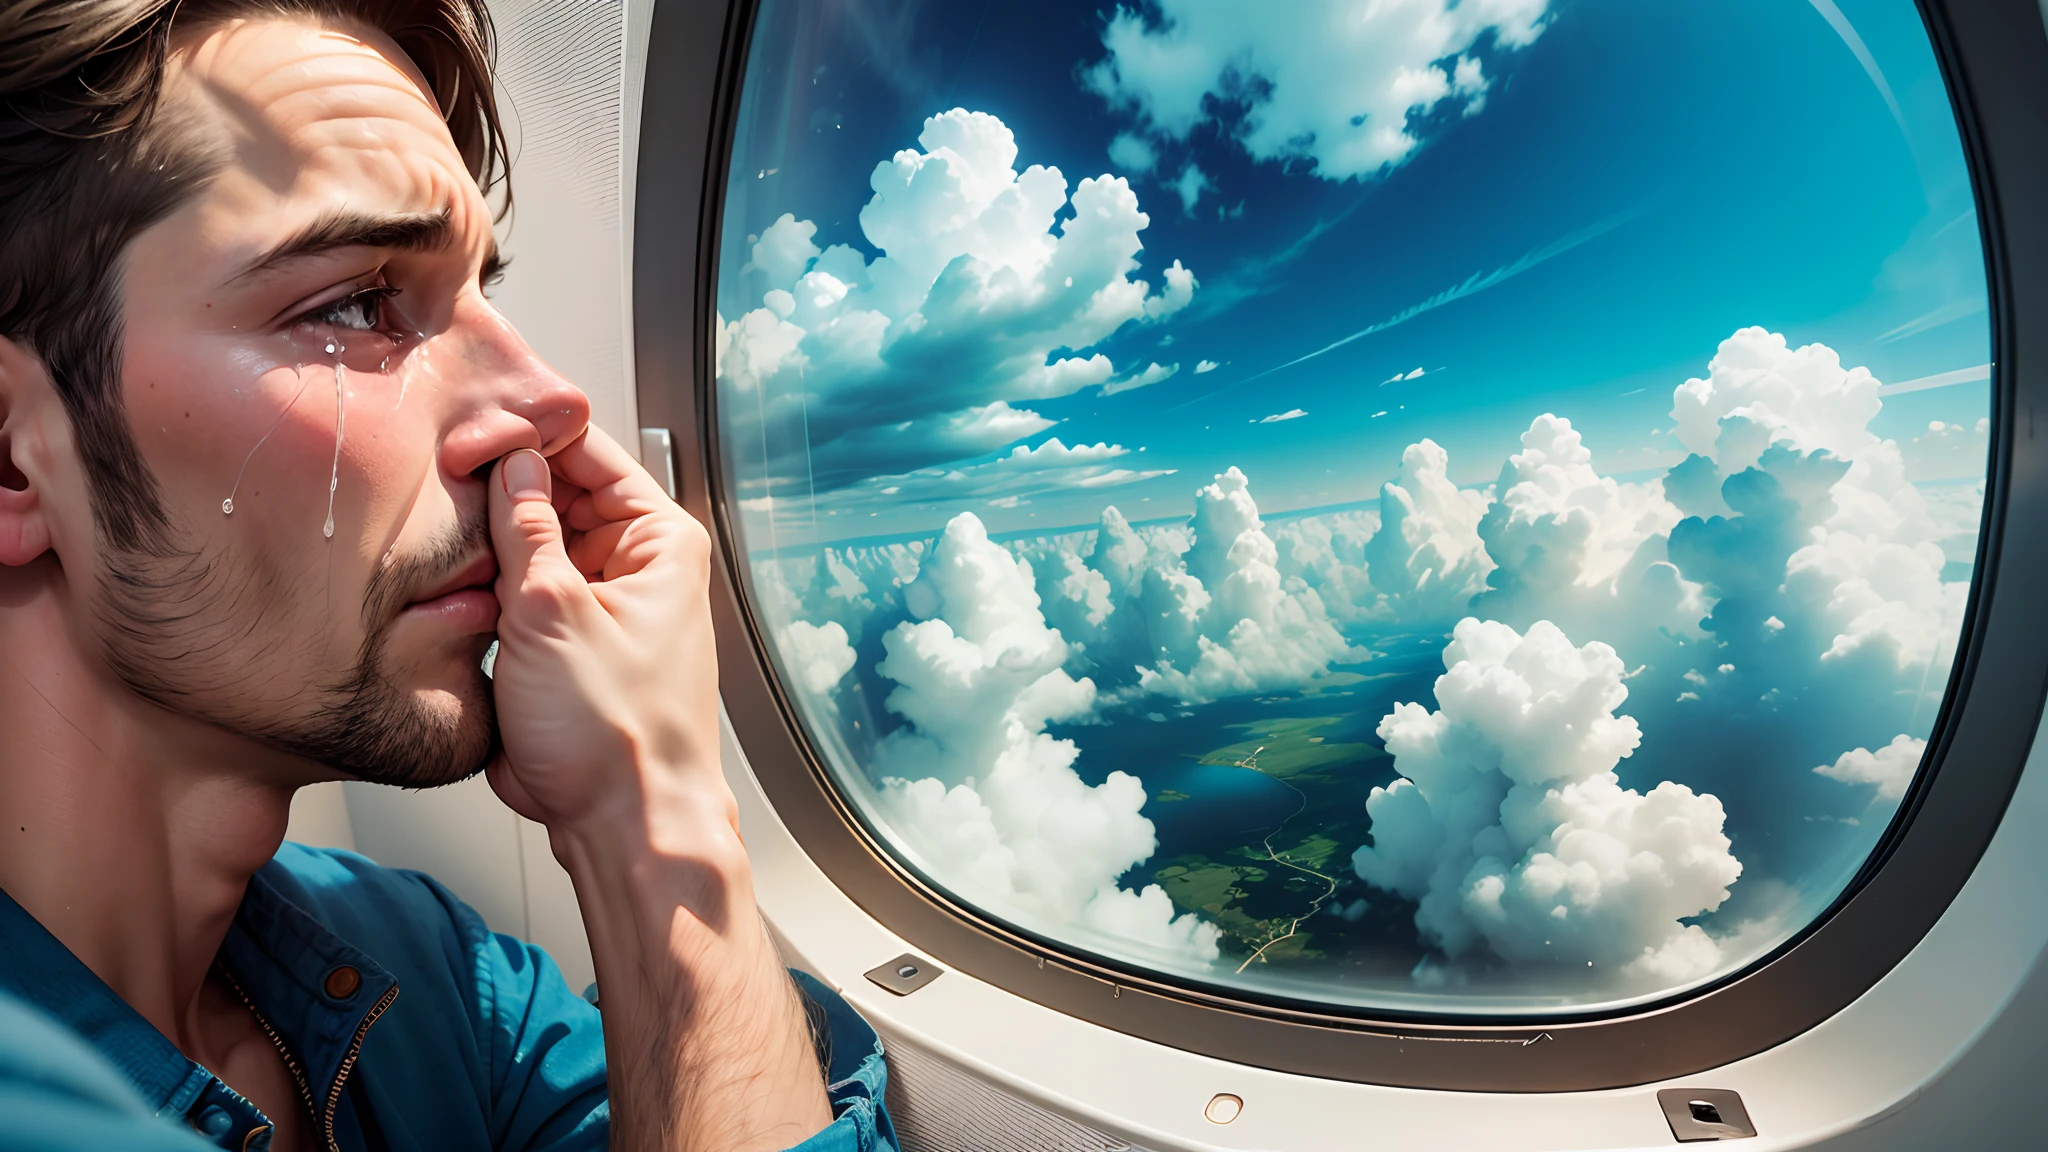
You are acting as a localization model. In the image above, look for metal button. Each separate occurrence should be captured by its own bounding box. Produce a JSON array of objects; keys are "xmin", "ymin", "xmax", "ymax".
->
[
  {"xmin": 1656, "ymin": 1088, "xmax": 1757, "ymax": 1141},
  {"xmin": 323, "ymin": 964, "xmax": 362, "ymax": 1000},
  {"xmin": 863, "ymin": 953, "xmax": 942, "ymax": 996},
  {"xmin": 193, "ymin": 1104, "xmax": 234, "ymax": 1136},
  {"xmin": 1204, "ymin": 1093, "xmax": 1244, "ymax": 1124}
]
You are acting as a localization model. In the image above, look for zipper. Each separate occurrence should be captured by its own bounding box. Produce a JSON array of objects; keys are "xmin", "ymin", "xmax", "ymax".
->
[
  {"xmin": 319, "ymin": 983, "xmax": 399, "ymax": 1150},
  {"xmin": 219, "ymin": 964, "xmax": 398, "ymax": 1152},
  {"xmin": 218, "ymin": 964, "xmax": 318, "ymax": 1146}
]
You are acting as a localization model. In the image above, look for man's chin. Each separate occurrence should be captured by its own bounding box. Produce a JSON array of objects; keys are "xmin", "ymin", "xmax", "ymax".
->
[{"xmin": 291, "ymin": 661, "xmax": 500, "ymax": 790}]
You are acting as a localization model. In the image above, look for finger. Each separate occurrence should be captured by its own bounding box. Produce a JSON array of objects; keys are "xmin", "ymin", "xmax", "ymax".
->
[
  {"xmin": 566, "ymin": 520, "xmax": 631, "ymax": 576},
  {"xmin": 562, "ymin": 490, "xmax": 606, "ymax": 533},
  {"xmin": 546, "ymin": 425, "xmax": 671, "ymax": 521},
  {"xmin": 489, "ymin": 448, "xmax": 593, "ymax": 616}
]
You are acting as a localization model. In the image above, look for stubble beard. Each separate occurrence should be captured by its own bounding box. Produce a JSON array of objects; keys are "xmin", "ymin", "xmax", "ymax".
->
[{"xmin": 98, "ymin": 510, "xmax": 500, "ymax": 789}]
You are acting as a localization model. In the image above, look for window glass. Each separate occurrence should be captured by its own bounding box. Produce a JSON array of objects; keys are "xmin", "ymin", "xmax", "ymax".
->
[{"xmin": 711, "ymin": 0, "xmax": 1988, "ymax": 1014}]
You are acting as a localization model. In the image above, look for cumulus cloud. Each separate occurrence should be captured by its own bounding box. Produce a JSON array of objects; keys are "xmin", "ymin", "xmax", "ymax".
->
[
  {"xmin": 1103, "ymin": 361, "xmax": 1181, "ymax": 396},
  {"xmin": 1086, "ymin": 0, "xmax": 1549, "ymax": 181},
  {"xmin": 1195, "ymin": 359, "xmax": 1219, "ymax": 373},
  {"xmin": 979, "ymin": 468, "xmax": 1365, "ymax": 704},
  {"xmin": 1472, "ymin": 414, "xmax": 1705, "ymax": 659},
  {"xmin": 872, "ymin": 513, "xmax": 1221, "ymax": 961},
  {"xmin": 1272, "ymin": 508, "xmax": 1381, "ymax": 624},
  {"xmin": 778, "ymin": 619, "xmax": 858, "ymax": 697},
  {"xmin": 1815, "ymin": 734, "xmax": 1925, "ymax": 801},
  {"xmin": 1354, "ymin": 618, "xmax": 1742, "ymax": 980},
  {"xmin": 1666, "ymin": 329, "xmax": 1966, "ymax": 706},
  {"xmin": 1132, "ymin": 468, "xmax": 1364, "ymax": 701},
  {"xmin": 1258, "ymin": 408, "xmax": 1307, "ymax": 423},
  {"xmin": 1362, "ymin": 438, "xmax": 1494, "ymax": 621},
  {"xmin": 717, "ymin": 108, "xmax": 1197, "ymax": 495}
]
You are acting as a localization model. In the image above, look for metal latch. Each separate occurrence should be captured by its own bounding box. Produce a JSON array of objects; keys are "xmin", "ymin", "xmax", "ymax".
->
[
  {"xmin": 1657, "ymin": 1088, "xmax": 1757, "ymax": 1141},
  {"xmin": 864, "ymin": 953, "xmax": 942, "ymax": 996},
  {"xmin": 639, "ymin": 427, "xmax": 678, "ymax": 499}
]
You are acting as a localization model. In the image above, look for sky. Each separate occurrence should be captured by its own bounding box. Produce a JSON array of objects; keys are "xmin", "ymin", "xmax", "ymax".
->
[
  {"xmin": 713, "ymin": 0, "xmax": 1990, "ymax": 546},
  {"xmin": 706, "ymin": 0, "xmax": 1993, "ymax": 1009}
]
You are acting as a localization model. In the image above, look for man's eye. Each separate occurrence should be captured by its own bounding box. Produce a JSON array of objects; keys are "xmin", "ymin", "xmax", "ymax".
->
[{"xmin": 303, "ymin": 286, "xmax": 399, "ymax": 331}]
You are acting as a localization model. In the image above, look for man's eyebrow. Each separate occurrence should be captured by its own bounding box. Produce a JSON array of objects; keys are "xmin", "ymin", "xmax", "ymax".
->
[{"xmin": 230, "ymin": 206, "xmax": 456, "ymax": 284}]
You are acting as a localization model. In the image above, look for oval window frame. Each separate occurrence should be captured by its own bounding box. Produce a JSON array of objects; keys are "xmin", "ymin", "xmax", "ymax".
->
[{"xmin": 630, "ymin": 0, "xmax": 2048, "ymax": 1090}]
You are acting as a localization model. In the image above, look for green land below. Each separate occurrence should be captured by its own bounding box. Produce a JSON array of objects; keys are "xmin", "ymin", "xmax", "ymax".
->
[{"xmin": 1149, "ymin": 712, "xmax": 1396, "ymax": 969}]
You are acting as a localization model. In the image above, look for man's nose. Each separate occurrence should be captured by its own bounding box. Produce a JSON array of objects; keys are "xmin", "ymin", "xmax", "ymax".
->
[{"xmin": 435, "ymin": 296, "xmax": 593, "ymax": 480}]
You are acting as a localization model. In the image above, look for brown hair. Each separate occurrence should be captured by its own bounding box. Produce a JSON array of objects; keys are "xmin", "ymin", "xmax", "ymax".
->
[{"xmin": 0, "ymin": 0, "xmax": 508, "ymax": 553}]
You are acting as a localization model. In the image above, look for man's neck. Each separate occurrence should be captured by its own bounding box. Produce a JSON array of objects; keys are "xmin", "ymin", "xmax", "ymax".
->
[{"xmin": 0, "ymin": 560, "xmax": 312, "ymax": 1051}]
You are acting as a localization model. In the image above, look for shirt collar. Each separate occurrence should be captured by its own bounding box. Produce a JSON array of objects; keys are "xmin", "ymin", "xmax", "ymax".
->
[{"xmin": 0, "ymin": 864, "xmax": 396, "ymax": 1136}]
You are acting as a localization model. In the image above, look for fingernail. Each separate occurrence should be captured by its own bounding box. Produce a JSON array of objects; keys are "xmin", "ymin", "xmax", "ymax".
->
[{"xmin": 503, "ymin": 449, "xmax": 550, "ymax": 501}]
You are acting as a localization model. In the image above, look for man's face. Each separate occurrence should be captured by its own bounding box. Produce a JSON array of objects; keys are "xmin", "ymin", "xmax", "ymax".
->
[{"xmin": 79, "ymin": 18, "xmax": 589, "ymax": 785}]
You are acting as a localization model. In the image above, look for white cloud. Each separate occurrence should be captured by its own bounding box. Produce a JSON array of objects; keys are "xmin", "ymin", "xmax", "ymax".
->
[
  {"xmin": 1472, "ymin": 414, "xmax": 1705, "ymax": 658},
  {"xmin": 717, "ymin": 109, "xmax": 1197, "ymax": 491},
  {"xmin": 1814, "ymin": 734, "xmax": 1925, "ymax": 801},
  {"xmin": 1074, "ymin": 467, "xmax": 1178, "ymax": 488},
  {"xmin": 778, "ymin": 619, "xmax": 858, "ymax": 696},
  {"xmin": 1905, "ymin": 416, "xmax": 1991, "ymax": 482},
  {"xmin": 999, "ymin": 438, "xmax": 1129, "ymax": 470},
  {"xmin": 1354, "ymin": 618, "xmax": 1742, "ymax": 980},
  {"xmin": 1666, "ymin": 328, "xmax": 1966, "ymax": 697},
  {"xmin": 1103, "ymin": 361, "xmax": 1182, "ymax": 396},
  {"xmin": 1272, "ymin": 509, "xmax": 1380, "ymax": 623},
  {"xmin": 746, "ymin": 212, "xmax": 821, "ymax": 289},
  {"xmin": 1130, "ymin": 468, "xmax": 1363, "ymax": 701},
  {"xmin": 1362, "ymin": 438, "xmax": 1494, "ymax": 620},
  {"xmin": 1671, "ymin": 327, "xmax": 1885, "ymax": 472},
  {"xmin": 1258, "ymin": 408, "xmax": 1307, "ymax": 423},
  {"xmin": 1086, "ymin": 0, "xmax": 1549, "ymax": 181},
  {"xmin": 1170, "ymin": 162, "xmax": 1212, "ymax": 215},
  {"xmin": 872, "ymin": 513, "xmax": 1221, "ymax": 961},
  {"xmin": 802, "ymin": 433, "xmax": 1163, "ymax": 518},
  {"xmin": 1195, "ymin": 359, "xmax": 1219, "ymax": 374},
  {"xmin": 1107, "ymin": 130, "xmax": 1157, "ymax": 173}
]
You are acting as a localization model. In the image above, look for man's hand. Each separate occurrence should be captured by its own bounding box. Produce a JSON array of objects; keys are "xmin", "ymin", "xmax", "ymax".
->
[
  {"xmin": 486, "ymin": 429, "xmax": 833, "ymax": 1152},
  {"xmin": 484, "ymin": 428, "xmax": 716, "ymax": 833}
]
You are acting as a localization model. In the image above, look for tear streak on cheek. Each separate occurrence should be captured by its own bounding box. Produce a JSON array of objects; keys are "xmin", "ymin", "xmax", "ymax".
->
[
  {"xmin": 223, "ymin": 367, "xmax": 316, "ymax": 516},
  {"xmin": 324, "ymin": 363, "xmax": 349, "ymax": 540}
]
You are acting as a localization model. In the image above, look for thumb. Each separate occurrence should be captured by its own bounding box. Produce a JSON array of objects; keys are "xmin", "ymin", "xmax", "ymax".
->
[{"xmin": 489, "ymin": 449, "xmax": 584, "ymax": 611}]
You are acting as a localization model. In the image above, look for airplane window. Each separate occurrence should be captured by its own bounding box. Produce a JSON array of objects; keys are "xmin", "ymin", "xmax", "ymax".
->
[{"xmin": 708, "ymin": 0, "xmax": 1989, "ymax": 1015}]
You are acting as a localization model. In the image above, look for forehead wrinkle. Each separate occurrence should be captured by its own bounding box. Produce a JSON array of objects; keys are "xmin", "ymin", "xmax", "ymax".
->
[{"xmin": 172, "ymin": 19, "xmax": 461, "ymax": 203}]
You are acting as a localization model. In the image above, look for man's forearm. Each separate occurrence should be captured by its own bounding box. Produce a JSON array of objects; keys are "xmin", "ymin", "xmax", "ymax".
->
[{"xmin": 553, "ymin": 785, "xmax": 832, "ymax": 1152}]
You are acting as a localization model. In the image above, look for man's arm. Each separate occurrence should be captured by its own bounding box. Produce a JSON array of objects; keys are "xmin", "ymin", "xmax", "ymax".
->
[{"xmin": 483, "ymin": 433, "xmax": 833, "ymax": 1152}]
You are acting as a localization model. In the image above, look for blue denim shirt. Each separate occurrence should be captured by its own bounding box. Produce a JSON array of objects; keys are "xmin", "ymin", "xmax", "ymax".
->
[{"xmin": 0, "ymin": 843, "xmax": 896, "ymax": 1152}]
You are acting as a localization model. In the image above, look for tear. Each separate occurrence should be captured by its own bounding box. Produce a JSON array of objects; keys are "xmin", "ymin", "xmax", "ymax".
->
[
  {"xmin": 224, "ymin": 367, "xmax": 314, "ymax": 516},
  {"xmin": 323, "ymin": 364, "xmax": 348, "ymax": 540}
]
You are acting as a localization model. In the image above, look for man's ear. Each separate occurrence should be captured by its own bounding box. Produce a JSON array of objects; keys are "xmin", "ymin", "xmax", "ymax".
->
[{"xmin": 0, "ymin": 337, "xmax": 55, "ymax": 566}]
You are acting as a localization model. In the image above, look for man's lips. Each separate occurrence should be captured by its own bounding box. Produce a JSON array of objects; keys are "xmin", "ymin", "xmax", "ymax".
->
[{"xmin": 402, "ymin": 553, "xmax": 501, "ymax": 630}]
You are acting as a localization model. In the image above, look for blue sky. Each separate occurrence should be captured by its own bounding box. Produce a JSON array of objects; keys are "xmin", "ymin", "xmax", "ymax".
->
[{"xmin": 715, "ymin": 0, "xmax": 1989, "ymax": 542}]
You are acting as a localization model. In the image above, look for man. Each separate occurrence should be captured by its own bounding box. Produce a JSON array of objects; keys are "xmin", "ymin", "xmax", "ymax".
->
[{"xmin": 0, "ymin": 2, "xmax": 893, "ymax": 1149}]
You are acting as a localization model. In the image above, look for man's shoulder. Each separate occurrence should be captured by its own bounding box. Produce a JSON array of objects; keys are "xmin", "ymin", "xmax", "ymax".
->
[{"xmin": 259, "ymin": 841, "xmax": 490, "ymax": 956}]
